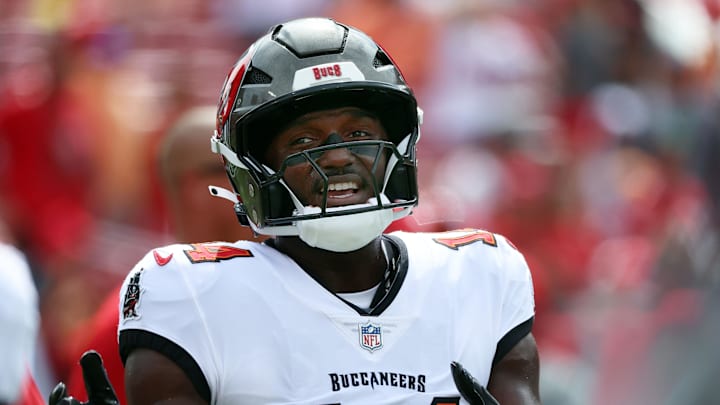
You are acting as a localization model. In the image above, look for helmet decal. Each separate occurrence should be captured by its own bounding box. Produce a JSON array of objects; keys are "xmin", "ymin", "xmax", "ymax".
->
[
  {"xmin": 216, "ymin": 43, "xmax": 256, "ymax": 141},
  {"xmin": 292, "ymin": 61, "xmax": 366, "ymax": 91}
]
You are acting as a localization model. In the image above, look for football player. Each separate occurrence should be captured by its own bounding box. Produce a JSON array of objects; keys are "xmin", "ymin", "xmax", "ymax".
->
[
  {"xmin": 51, "ymin": 17, "xmax": 540, "ymax": 404},
  {"xmin": 0, "ymin": 242, "xmax": 43, "ymax": 405}
]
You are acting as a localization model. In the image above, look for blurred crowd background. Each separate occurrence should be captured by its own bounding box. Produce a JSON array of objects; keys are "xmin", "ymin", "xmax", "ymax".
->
[{"xmin": 1, "ymin": 0, "xmax": 719, "ymax": 404}]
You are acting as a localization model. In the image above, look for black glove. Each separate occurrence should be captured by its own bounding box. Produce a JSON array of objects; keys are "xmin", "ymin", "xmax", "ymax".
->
[
  {"xmin": 49, "ymin": 351, "xmax": 120, "ymax": 405},
  {"xmin": 451, "ymin": 361, "xmax": 500, "ymax": 405}
]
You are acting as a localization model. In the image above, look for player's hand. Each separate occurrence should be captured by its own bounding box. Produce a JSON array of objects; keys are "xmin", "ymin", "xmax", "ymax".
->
[
  {"xmin": 48, "ymin": 351, "xmax": 120, "ymax": 405},
  {"xmin": 451, "ymin": 361, "xmax": 500, "ymax": 405}
]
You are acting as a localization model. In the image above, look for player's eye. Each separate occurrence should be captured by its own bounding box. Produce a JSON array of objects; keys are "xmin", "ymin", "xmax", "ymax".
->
[
  {"xmin": 347, "ymin": 130, "xmax": 372, "ymax": 139},
  {"xmin": 289, "ymin": 136, "xmax": 316, "ymax": 146}
]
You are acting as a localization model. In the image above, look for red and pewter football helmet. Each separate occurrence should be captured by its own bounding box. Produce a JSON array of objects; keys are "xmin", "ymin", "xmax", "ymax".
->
[{"xmin": 210, "ymin": 17, "xmax": 422, "ymax": 251}]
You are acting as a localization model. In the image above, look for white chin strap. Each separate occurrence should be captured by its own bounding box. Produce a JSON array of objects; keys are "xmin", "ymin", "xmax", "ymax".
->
[
  {"xmin": 208, "ymin": 185, "xmax": 239, "ymax": 203},
  {"xmin": 295, "ymin": 195, "xmax": 397, "ymax": 252}
]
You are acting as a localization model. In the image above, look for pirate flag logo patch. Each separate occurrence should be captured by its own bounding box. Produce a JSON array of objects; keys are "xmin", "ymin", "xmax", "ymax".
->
[{"xmin": 122, "ymin": 268, "xmax": 145, "ymax": 322}]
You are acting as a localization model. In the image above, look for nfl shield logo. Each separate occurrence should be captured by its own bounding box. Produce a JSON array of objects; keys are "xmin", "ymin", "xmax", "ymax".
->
[{"xmin": 359, "ymin": 322, "xmax": 383, "ymax": 352}]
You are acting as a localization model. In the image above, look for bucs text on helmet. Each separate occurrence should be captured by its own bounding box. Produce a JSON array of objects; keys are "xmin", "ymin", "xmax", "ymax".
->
[{"xmin": 211, "ymin": 17, "xmax": 422, "ymax": 251}]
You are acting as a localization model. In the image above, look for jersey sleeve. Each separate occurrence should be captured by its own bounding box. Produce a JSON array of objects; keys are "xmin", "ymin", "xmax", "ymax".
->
[
  {"xmin": 493, "ymin": 234, "xmax": 535, "ymax": 358},
  {"xmin": 116, "ymin": 244, "xmax": 218, "ymax": 402}
]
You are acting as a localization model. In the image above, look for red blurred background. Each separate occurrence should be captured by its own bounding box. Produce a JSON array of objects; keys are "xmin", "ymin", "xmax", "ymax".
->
[{"xmin": 2, "ymin": 0, "xmax": 719, "ymax": 404}]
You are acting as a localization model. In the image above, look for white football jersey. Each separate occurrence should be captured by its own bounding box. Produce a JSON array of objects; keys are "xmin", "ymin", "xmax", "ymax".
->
[
  {"xmin": 0, "ymin": 243, "xmax": 38, "ymax": 403},
  {"xmin": 118, "ymin": 229, "xmax": 535, "ymax": 405}
]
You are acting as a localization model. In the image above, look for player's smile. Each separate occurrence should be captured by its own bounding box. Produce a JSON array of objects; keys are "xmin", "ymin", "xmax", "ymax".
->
[{"xmin": 318, "ymin": 175, "xmax": 368, "ymax": 207}]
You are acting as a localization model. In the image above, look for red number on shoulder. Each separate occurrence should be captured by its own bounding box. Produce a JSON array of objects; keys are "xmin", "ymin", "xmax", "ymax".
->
[
  {"xmin": 184, "ymin": 243, "xmax": 253, "ymax": 263},
  {"xmin": 433, "ymin": 228, "xmax": 497, "ymax": 250}
]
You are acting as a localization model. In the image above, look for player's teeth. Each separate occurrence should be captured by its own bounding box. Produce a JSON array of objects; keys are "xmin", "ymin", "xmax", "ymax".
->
[{"xmin": 328, "ymin": 182, "xmax": 357, "ymax": 191}]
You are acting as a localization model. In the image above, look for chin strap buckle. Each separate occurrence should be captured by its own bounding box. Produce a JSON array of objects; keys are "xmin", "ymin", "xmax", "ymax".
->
[{"xmin": 233, "ymin": 203, "xmax": 251, "ymax": 226}]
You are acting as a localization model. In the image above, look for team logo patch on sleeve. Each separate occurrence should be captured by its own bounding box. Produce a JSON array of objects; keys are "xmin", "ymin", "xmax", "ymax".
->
[
  {"xmin": 359, "ymin": 322, "xmax": 383, "ymax": 352},
  {"xmin": 122, "ymin": 268, "xmax": 144, "ymax": 322}
]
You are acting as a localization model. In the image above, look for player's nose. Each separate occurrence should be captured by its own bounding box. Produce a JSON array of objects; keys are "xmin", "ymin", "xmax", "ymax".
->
[{"xmin": 315, "ymin": 133, "xmax": 354, "ymax": 170}]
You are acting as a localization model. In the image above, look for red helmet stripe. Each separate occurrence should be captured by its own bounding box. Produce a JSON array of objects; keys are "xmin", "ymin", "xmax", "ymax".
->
[{"xmin": 216, "ymin": 44, "xmax": 256, "ymax": 137}]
